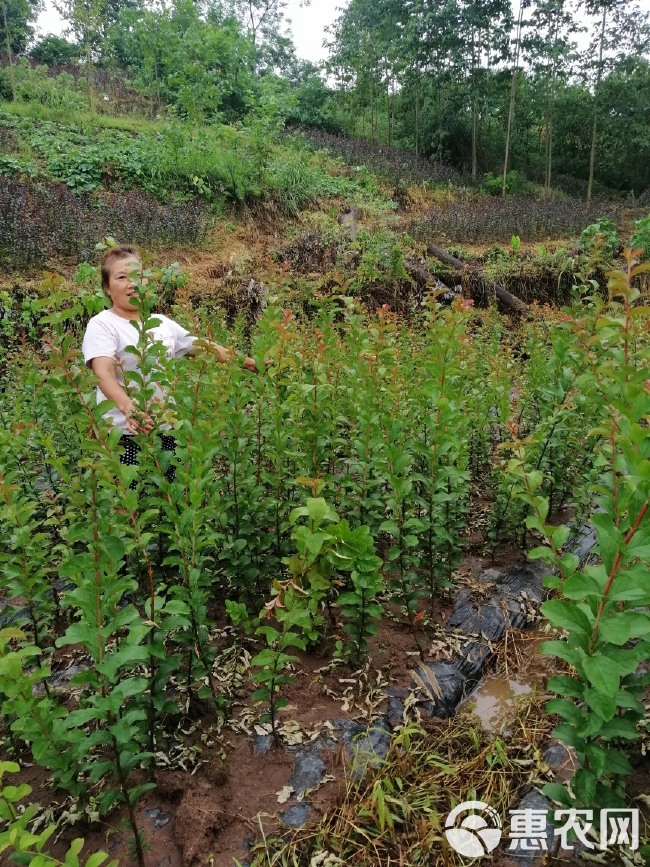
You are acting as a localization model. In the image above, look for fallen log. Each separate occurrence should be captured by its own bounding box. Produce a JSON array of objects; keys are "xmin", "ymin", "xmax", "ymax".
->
[
  {"xmin": 426, "ymin": 242, "xmax": 529, "ymax": 314},
  {"xmin": 404, "ymin": 259, "xmax": 460, "ymax": 304}
]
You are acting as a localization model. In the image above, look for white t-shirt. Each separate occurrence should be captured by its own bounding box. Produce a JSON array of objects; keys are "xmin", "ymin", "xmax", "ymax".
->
[{"xmin": 82, "ymin": 308, "xmax": 196, "ymax": 433}]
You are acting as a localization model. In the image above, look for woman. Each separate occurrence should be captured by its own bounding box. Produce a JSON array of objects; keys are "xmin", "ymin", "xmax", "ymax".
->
[{"xmin": 82, "ymin": 244, "xmax": 256, "ymax": 472}]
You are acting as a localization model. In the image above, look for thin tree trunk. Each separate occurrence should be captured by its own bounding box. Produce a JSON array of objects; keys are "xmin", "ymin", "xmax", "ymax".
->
[
  {"xmin": 415, "ymin": 83, "xmax": 419, "ymax": 156},
  {"xmin": 544, "ymin": 17, "xmax": 560, "ymax": 191},
  {"xmin": 587, "ymin": 5, "xmax": 607, "ymax": 204},
  {"xmin": 437, "ymin": 59, "xmax": 444, "ymax": 161},
  {"xmin": 503, "ymin": 0, "xmax": 525, "ymax": 196},
  {"xmin": 387, "ymin": 78, "xmax": 392, "ymax": 147},
  {"xmin": 86, "ymin": 37, "xmax": 94, "ymax": 111},
  {"xmin": 545, "ymin": 66, "xmax": 557, "ymax": 190},
  {"xmin": 472, "ymin": 97, "xmax": 478, "ymax": 182},
  {"xmin": 1, "ymin": 0, "xmax": 16, "ymax": 101},
  {"xmin": 471, "ymin": 28, "xmax": 479, "ymax": 183}
]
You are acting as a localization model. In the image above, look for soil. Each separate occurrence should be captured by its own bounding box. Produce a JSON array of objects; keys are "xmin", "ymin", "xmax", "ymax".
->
[
  {"xmin": 4, "ymin": 543, "xmax": 645, "ymax": 867},
  {"xmin": 1, "ymin": 548, "xmax": 555, "ymax": 867}
]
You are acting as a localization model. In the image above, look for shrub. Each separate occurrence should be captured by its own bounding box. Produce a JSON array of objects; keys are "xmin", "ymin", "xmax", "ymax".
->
[
  {"xmin": 0, "ymin": 176, "xmax": 212, "ymax": 269},
  {"xmin": 413, "ymin": 196, "xmax": 620, "ymax": 243},
  {"xmin": 293, "ymin": 127, "xmax": 463, "ymax": 187},
  {"xmin": 11, "ymin": 59, "xmax": 87, "ymax": 111},
  {"xmin": 580, "ymin": 217, "xmax": 620, "ymax": 260},
  {"xmin": 630, "ymin": 213, "xmax": 650, "ymax": 259},
  {"xmin": 483, "ymin": 170, "xmax": 538, "ymax": 196},
  {"xmin": 505, "ymin": 255, "xmax": 649, "ymax": 811},
  {"xmin": 0, "ymin": 69, "xmax": 13, "ymax": 101}
]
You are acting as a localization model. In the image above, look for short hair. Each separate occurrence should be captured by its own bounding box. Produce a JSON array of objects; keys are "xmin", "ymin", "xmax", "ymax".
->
[{"xmin": 100, "ymin": 244, "xmax": 139, "ymax": 290}]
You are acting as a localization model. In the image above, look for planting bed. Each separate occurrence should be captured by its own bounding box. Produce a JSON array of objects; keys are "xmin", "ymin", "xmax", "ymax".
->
[
  {"xmin": 16, "ymin": 550, "xmax": 567, "ymax": 867},
  {"xmin": 0, "ymin": 252, "xmax": 647, "ymax": 866}
]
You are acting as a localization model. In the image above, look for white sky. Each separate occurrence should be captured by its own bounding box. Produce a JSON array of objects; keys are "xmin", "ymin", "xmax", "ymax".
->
[{"xmin": 36, "ymin": 0, "xmax": 347, "ymax": 64}]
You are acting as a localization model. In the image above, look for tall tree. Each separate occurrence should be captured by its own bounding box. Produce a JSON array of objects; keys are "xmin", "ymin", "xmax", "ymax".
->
[
  {"xmin": 30, "ymin": 32, "xmax": 83, "ymax": 65},
  {"xmin": 1, "ymin": 0, "xmax": 40, "ymax": 99},
  {"xmin": 55, "ymin": 0, "xmax": 106, "ymax": 108},
  {"xmin": 223, "ymin": 0, "xmax": 308, "ymax": 73},
  {"xmin": 113, "ymin": 0, "xmax": 255, "ymax": 120},
  {"xmin": 328, "ymin": 0, "xmax": 395, "ymax": 142},
  {"xmin": 459, "ymin": 0, "xmax": 511, "ymax": 181},
  {"xmin": 502, "ymin": 0, "xmax": 528, "ymax": 194},
  {"xmin": 525, "ymin": 0, "xmax": 577, "ymax": 191},
  {"xmin": 0, "ymin": 0, "xmax": 39, "ymax": 54},
  {"xmin": 583, "ymin": 0, "xmax": 650, "ymax": 202}
]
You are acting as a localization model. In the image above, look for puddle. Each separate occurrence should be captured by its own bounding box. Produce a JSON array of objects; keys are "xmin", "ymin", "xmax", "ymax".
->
[
  {"xmin": 460, "ymin": 632, "xmax": 550, "ymax": 732},
  {"xmin": 462, "ymin": 675, "xmax": 534, "ymax": 732}
]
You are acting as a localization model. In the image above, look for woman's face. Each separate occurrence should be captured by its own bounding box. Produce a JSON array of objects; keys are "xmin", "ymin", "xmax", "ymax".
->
[{"xmin": 106, "ymin": 255, "xmax": 143, "ymax": 318}]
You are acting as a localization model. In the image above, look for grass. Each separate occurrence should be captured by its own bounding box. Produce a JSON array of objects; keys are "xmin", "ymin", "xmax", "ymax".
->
[
  {"xmin": 0, "ymin": 99, "xmax": 163, "ymax": 134},
  {"xmin": 248, "ymin": 696, "xmax": 555, "ymax": 866}
]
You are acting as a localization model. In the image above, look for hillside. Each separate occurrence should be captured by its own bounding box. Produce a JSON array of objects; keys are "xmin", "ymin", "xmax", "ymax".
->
[{"xmin": 0, "ymin": 4, "xmax": 649, "ymax": 866}]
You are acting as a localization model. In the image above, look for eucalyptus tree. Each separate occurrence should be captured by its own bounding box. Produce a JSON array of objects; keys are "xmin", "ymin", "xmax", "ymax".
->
[
  {"xmin": 458, "ymin": 0, "xmax": 512, "ymax": 181},
  {"xmin": 409, "ymin": 0, "xmax": 463, "ymax": 161},
  {"xmin": 594, "ymin": 57, "xmax": 650, "ymax": 195},
  {"xmin": 582, "ymin": 0, "xmax": 650, "ymax": 202},
  {"xmin": 524, "ymin": 0, "xmax": 579, "ymax": 191},
  {"xmin": 502, "ymin": 0, "xmax": 530, "ymax": 194},
  {"xmin": 328, "ymin": 0, "xmax": 401, "ymax": 142}
]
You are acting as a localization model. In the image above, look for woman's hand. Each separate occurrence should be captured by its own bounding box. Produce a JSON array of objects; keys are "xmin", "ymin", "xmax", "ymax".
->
[{"xmin": 121, "ymin": 398, "xmax": 154, "ymax": 434}]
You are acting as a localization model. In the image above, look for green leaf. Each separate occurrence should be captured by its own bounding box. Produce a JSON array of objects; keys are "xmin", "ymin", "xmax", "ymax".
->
[
  {"xmin": 582, "ymin": 655, "xmax": 620, "ymax": 698},
  {"xmin": 541, "ymin": 600, "xmax": 593, "ymax": 636},
  {"xmin": 591, "ymin": 513, "xmax": 624, "ymax": 572},
  {"xmin": 583, "ymin": 687, "xmax": 617, "ymax": 721},
  {"xmin": 545, "ymin": 698, "xmax": 582, "ymax": 725},
  {"xmin": 128, "ymin": 782, "xmax": 156, "ymax": 804},
  {"xmin": 547, "ymin": 675, "xmax": 583, "ymax": 699},
  {"xmin": 540, "ymin": 640, "xmax": 581, "ymax": 666},
  {"xmin": 597, "ymin": 614, "xmax": 632, "ymax": 645},
  {"xmin": 562, "ymin": 572, "xmax": 603, "ymax": 600},
  {"xmin": 574, "ymin": 769, "xmax": 597, "ymax": 806},
  {"xmin": 597, "ymin": 717, "xmax": 640, "ymax": 740},
  {"xmin": 97, "ymin": 645, "xmax": 150, "ymax": 682},
  {"xmin": 553, "ymin": 722, "xmax": 580, "ymax": 748},
  {"xmin": 584, "ymin": 744, "xmax": 607, "ymax": 778},
  {"xmin": 542, "ymin": 783, "xmax": 572, "ymax": 807},
  {"xmin": 551, "ymin": 525, "xmax": 571, "ymax": 549},
  {"xmin": 602, "ymin": 749, "xmax": 633, "ymax": 776},
  {"xmin": 378, "ymin": 520, "xmax": 400, "ymax": 537},
  {"xmin": 306, "ymin": 497, "xmax": 338, "ymax": 525},
  {"xmin": 303, "ymin": 531, "xmax": 329, "ymax": 556}
]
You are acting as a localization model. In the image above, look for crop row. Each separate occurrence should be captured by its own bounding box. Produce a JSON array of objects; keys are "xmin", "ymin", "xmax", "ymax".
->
[
  {"xmin": 0, "ymin": 262, "xmax": 646, "ymax": 861},
  {"xmin": 294, "ymin": 127, "xmax": 464, "ymax": 187},
  {"xmin": 0, "ymin": 175, "xmax": 211, "ymax": 268},
  {"xmin": 413, "ymin": 195, "xmax": 621, "ymax": 243}
]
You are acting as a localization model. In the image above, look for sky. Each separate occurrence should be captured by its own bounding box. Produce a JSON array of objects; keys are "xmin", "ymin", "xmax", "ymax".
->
[{"xmin": 35, "ymin": 0, "xmax": 346, "ymax": 64}]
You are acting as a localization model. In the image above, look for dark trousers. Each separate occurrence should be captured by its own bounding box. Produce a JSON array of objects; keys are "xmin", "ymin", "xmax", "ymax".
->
[{"xmin": 119, "ymin": 434, "xmax": 177, "ymax": 487}]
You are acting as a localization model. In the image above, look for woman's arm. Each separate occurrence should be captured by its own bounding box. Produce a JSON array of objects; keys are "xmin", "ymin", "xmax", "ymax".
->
[
  {"xmin": 188, "ymin": 339, "xmax": 258, "ymax": 371},
  {"xmin": 91, "ymin": 356, "xmax": 153, "ymax": 433}
]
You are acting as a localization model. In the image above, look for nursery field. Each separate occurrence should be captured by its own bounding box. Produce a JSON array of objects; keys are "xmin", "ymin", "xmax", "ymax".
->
[
  {"xmin": 0, "ymin": 244, "xmax": 648, "ymax": 866},
  {"xmin": 2, "ymin": 0, "xmax": 650, "ymax": 859}
]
